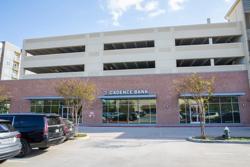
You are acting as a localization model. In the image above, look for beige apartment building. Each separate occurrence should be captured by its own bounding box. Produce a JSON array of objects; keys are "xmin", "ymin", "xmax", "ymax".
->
[{"xmin": 0, "ymin": 41, "xmax": 21, "ymax": 80}]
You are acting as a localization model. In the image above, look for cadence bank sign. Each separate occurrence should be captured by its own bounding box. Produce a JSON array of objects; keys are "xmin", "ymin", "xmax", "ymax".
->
[{"xmin": 104, "ymin": 89, "xmax": 149, "ymax": 96}]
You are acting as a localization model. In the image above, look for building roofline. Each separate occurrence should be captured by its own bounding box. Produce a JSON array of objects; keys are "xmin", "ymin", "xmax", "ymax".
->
[
  {"xmin": 0, "ymin": 41, "xmax": 21, "ymax": 49},
  {"xmin": 24, "ymin": 22, "xmax": 236, "ymax": 43},
  {"xmin": 225, "ymin": 0, "xmax": 241, "ymax": 20}
]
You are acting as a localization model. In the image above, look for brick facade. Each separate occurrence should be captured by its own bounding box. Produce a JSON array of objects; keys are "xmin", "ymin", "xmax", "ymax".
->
[{"xmin": 1, "ymin": 71, "xmax": 250, "ymax": 126}]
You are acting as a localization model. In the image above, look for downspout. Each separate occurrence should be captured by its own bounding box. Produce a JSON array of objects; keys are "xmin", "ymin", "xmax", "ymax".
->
[{"xmin": 0, "ymin": 41, "xmax": 5, "ymax": 80}]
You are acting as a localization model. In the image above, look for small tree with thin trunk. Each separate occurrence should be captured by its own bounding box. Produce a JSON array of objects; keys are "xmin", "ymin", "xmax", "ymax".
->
[
  {"xmin": 55, "ymin": 79, "xmax": 97, "ymax": 131},
  {"xmin": 0, "ymin": 86, "xmax": 10, "ymax": 113},
  {"xmin": 0, "ymin": 86, "xmax": 9, "ymax": 103},
  {"xmin": 174, "ymin": 73, "xmax": 215, "ymax": 139}
]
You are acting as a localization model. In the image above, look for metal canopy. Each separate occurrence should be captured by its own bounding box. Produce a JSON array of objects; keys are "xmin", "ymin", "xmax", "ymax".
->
[
  {"xmin": 24, "ymin": 96, "xmax": 64, "ymax": 100},
  {"xmin": 180, "ymin": 92, "xmax": 246, "ymax": 97}
]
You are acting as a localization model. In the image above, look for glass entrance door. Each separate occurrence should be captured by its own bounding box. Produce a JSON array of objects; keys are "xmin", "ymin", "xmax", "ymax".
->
[
  {"xmin": 61, "ymin": 106, "xmax": 73, "ymax": 121},
  {"xmin": 189, "ymin": 105, "xmax": 200, "ymax": 124},
  {"xmin": 118, "ymin": 100, "xmax": 129, "ymax": 123}
]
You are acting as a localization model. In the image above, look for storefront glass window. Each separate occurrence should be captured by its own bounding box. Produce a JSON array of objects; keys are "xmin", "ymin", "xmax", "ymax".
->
[
  {"xmin": 232, "ymin": 103, "xmax": 240, "ymax": 123},
  {"xmin": 179, "ymin": 96, "xmax": 240, "ymax": 124},
  {"xmin": 35, "ymin": 105, "xmax": 43, "ymax": 113},
  {"xmin": 30, "ymin": 99, "xmax": 82, "ymax": 122},
  {"xmin": 102, "ymin": 99, "xmax": 156, "ymax": 124},
  {"xmin": 179, "ymin": 99, "xmax": 187, "ymax": 124},
  {"xmin": 150, "ymin": 102, "xmax": 157, "ymax": 124},
  {"xmin": 45, "ymin": 106, "xmax": 52, "ymax": 113},
  {"xmin": 221, "ymin": 103, "xmax": 233, "ymax": 123},
  {"xmin": 31, "ymin": 100, "xmax": 63, "ymax": 114},
  {"xmin": 208, "ymin": 103, "xmax": 221, "ymax": 123},
  {"xmin": 129, "ymin": 100, "xmax": 139, "ymax": 124}
]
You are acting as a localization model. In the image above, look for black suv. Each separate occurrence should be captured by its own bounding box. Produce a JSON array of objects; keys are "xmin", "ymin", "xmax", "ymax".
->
[{"xmin": 0, "ymin": 113, "xmax": 64, "ymax": 157}]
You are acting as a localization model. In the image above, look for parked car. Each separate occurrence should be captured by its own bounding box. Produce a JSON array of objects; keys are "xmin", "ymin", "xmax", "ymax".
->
[
  {"xmin": 0, "ymin": 119, "xmax": 22, "ymax": 163},
  {"xmin": 61, "ymin": 118, "xmax": 75, "ymax": 141},
  {"xmin": 0, "ymin": 113, "xmax": 64, "ymax": 157}
]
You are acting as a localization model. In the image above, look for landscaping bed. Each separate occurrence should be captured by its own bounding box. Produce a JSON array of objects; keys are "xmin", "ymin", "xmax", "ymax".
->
[
  {"xmin": 187, "ymin": 136, "xmax": 250, "ymax": 144},
  {"xmin": 74, "ymin": 133, "xmax": 88, "ymax": 139}
]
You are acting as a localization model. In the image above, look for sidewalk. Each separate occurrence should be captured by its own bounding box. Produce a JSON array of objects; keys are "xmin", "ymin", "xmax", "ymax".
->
[{"xmin": 79, "ymin": 126, "xmax": 250, "ymax": 140}]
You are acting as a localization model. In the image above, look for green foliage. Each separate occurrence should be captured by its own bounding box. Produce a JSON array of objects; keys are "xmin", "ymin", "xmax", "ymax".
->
[
  {"xmin": 55, "ymin": 79, "xmax": 97, "ymax": 125},
  {"xmin": 0, "ymin": 86, "xmax": 9, "ymax": 103},
  {"xmin": 174, "ymin": 73, "xmax": 215, "ymax": 138}
]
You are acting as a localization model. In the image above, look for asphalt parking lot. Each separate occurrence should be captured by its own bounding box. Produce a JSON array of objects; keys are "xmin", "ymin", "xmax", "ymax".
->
[{"xmin": 2, "ymin": 127, "xmax": 250, "ymax": 167}]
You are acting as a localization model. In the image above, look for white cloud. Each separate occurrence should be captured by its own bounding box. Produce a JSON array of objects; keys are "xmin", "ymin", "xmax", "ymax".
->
[
  {"xmin": 143, "ymin": 1, "xmax": 166, "ymax": 18},
  {"xmin": 168, "ymin": 0, "xmax": 188, "ymax": 11},
  {"xmin": 105, "ymin": 0, "xmax": 166, "ymax": 26},
  {"xmin": 148, "ymin": 9, "xmax": 166, "ymax": 17},
  {"xmin": 224, "ymin": 0, "xmax": 235, "ymax": 4},
  {"xmin": 143, "ymin": 1, "xmax": 159, "ymax": 12},
  {"xmin": 106, "ymin": 0, "xmax": 143, "ymax": 26}
]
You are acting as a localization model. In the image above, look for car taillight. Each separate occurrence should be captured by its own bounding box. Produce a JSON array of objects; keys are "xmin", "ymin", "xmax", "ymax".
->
[
  {"xmin": 64, "ymin": 125, "xmax": 69, "ymax": 133},
  {"xmin": 16, "ymin": 133, "xmax": 21, "ymax": 138},
  {"xmin": 44, "ymin": 117, "xmax": 49, "ymax": 136},
  {"xmin": 60, "ymin": 117, "xmax": 69, "ymax": 133}
]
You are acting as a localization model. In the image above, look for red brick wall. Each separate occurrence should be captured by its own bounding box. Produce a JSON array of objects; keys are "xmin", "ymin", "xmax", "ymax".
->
[{"xmin": 1, "ymin": 71, "xmax": 250, "ymax": 126}]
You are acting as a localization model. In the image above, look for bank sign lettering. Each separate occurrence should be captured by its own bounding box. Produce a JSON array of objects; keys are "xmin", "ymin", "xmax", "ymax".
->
[{"xmin": 104, "ymin": 90, "xmax": 149, "ymax": 96}]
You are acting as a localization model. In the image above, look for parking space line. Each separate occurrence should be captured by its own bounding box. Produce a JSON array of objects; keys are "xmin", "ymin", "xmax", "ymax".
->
[{"xmin": 7, "ymin": 159, "xmax": 28, "ymax": 163}]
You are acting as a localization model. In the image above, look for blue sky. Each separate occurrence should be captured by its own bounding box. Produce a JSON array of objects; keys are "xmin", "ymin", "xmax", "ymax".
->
[{"xmin": 0, "ymin": 0, "xmax": 235, "ymax": 47}]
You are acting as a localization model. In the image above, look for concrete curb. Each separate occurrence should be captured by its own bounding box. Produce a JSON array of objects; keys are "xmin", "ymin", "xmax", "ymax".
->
[{"xmin": 187, "ymin": 137, "xmax": 250, "ymax": 144}]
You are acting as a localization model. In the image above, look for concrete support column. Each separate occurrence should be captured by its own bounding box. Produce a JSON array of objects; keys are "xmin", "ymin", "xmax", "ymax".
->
[
  {"xmin": 20, "ymin": 50, "xmax": 27, "ymax": 79},
  {"xmin": 211, "ymin": 58, "xmax": 215, "ymax": 66},
  {"xmin": 209, "ymin": 37, "xmax": 213, "ymax": 45}
]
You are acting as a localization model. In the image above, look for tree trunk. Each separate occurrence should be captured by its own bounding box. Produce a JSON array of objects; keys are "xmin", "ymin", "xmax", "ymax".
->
[
  {"xmin": 81, "ymin": 101, "xmax": 89, "ymax": 126},
  {"xmin": 74, "ymin": 105, "xmax": 79, "ymax": 134},
  {"xmin": 199, "ymin": 104, "xmax": 206, "ymax": 139},
  {"xmin": 81, "ymin": 102, "xmax": 84, "ymax": 125}
]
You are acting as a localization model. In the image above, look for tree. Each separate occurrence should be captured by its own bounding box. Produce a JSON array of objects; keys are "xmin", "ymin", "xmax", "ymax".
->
[
  {"xmin": 55, "ymin": 79, "xmax": 97, "ymax": 130},
  {"xmin": 0, "ymin": 85, "xmax": 10, "ymax": 113},
  {"xmin": 174, "ymin": 73, "xmax": 215, "ymax": 139},
  {"xmin": 0, "ymin": 86, "xmax": 9, "ymax": 102}
]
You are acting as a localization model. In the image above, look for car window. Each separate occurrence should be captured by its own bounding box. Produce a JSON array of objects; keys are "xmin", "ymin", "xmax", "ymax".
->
[
  {"xmin": 0, "ymin": 122, "xmax": 15, "ymax": 133},
  {"xmin": 0, "ymin": 116, "xmax": 14, "ymax": 123},
  {"xmin": 47, "ymin": 116, "xmax": 61, "ymax": 125},
  {"xmin": 14, "ymin": 115, "xmax": 44, "ymax": 127},
  {"xmin": 66, "ymin": 120, "xmax": 73, "ymax": 126}
]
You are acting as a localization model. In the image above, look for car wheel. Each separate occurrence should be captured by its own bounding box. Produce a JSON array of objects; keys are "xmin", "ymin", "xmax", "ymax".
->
[
  {"xmin": 16, "ymin": 139, "xmax": 31, "ymax": 158},
  {"xmin": 38, "ymin": 147, "xmax": 49, "ymax": 150},
  {"xmin": 63, "ymin": 135, "xmax": 68, "ymax": 142},
  {"xmin": 0, "ymin": 160, "xmax": 7, "ymax": 163}
]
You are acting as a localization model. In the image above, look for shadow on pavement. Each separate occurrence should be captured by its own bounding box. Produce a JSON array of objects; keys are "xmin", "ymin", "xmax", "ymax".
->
[
  {"xmin": 80, "ymin": 126, "xmax": 250, "ymax": 140},
  {"xmin": 13, "ymin": 149, "xmax": 48, "ymax": 160},
  {"xmin": 80, "ymin": 127, "xmax": 200, "ymax": 140}
]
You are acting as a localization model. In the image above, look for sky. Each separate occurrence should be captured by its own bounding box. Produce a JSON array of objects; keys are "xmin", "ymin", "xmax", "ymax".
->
[{"xmin": 0, "ymin": 0, "xmax": 236, "ymax": 47}]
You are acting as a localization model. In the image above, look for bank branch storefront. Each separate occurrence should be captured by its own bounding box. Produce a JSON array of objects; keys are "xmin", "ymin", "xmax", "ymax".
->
[
  {"xmin": 100, "ymin": 90, "xmax": 157, "ymax": 125},
  {"xmin": 25, "ymin": 89, "xmax": 157, "ymax": 125},
  {"xmin": 27, "ymin": 90, "xmax": 244, "ymax": 125}
]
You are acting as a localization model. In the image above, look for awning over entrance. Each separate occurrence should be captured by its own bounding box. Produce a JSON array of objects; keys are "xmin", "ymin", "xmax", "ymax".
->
[
  {"xmin": 180, "ymin": 92, "xmax": 246, "ymax": 97},
  {"xmin": 24, "ymin": 96, "xmax": 64, "ymax": 100},
  {"xmin": 99, "ymin": 94, "xmax": 157, "ymax": 100}
]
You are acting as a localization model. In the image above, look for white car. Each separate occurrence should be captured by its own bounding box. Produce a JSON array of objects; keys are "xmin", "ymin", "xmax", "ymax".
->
[{"xmin": 0, "ymin": 119, "xmax": 22, "ymax": 163}]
